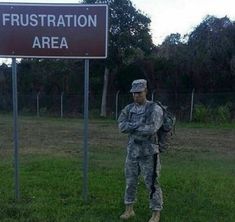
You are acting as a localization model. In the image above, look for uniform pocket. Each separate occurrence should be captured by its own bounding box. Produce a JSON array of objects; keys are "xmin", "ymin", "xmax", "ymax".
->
[
  {"xmin": 127, "ymin": 142, "xmax": 140, "ymax": 160},
  {"xmin": 142, "ymin": 142, "xmax": 159, "ymax": 156}
]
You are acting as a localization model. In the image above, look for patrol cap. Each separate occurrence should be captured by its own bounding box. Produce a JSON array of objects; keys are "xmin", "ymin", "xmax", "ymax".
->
[{"xmin": 130, "ymin": 79, "xmax": 147, "ymax": 93}]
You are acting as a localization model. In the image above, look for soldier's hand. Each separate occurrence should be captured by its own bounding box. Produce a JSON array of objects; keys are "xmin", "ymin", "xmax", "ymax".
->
[
  {"xmin": 128, "ymin": 122, "xmax": 139, "ymax": 130},
  {"xmin": 128, "ymin": 119, "xmax": 145, "ymax": 132},
  {"xmin": 139, "ymin": 116, "xmax": 145, "ymax": 124}
]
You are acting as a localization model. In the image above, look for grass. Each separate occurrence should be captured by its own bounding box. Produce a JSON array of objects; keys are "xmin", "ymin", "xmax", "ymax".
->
[
  {"xmin": 0, "ymin": 114, "xmax": 235, "ymax": 221},
  {"xmin": 177, "ymin": 121, "xmax": 235, "ymax": 129}
]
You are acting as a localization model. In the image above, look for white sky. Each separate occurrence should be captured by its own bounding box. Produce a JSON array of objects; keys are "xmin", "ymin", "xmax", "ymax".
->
[
  {"xmin": 133, "ymin": 0, "xmax": 235, "ymax": 45},
  {"xmin": 0, "ymin": 0, "xmax": 234, "ymax": 64}
]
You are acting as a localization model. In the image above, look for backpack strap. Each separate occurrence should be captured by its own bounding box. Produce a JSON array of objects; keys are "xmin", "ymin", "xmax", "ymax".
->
[
  {"xmin": 155, "ymin": 100, "xmax": 167, "ymax": 112},
  {"xmin": 126, "ymin": 102, "xmax": 135, "ymax": 121}
]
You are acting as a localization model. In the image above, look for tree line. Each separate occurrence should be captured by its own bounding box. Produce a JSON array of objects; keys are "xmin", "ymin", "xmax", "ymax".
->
[{"xmin": 0, "ymin": 0, "xmax": 234, "ymax": 116}]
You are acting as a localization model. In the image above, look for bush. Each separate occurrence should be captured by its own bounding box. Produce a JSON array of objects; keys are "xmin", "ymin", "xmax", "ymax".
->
[
  {"xmin": 193, "ymin": 104, "xmax": 210, "ymax": 123},
  {"xmin": 213, "ymin": 104, "xmax": 231, "ymax": 123},
  {"xmin": 193, "ymin": 103, "xmax": 231, "ymax": 123}
]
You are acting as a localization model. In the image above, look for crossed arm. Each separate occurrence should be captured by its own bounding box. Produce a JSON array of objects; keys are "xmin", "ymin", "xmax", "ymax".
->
[{"xmin": 118, "ymin": 104, "xmax": 163, "ymax": 136}]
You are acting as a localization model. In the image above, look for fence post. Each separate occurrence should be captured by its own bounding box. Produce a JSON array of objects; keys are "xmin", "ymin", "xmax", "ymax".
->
[
  {"xmin": 190, "ymin": 88, "xmax": 195, "ymax": 121},
  {"xmin": 151, "ymin": 89, "xmax": 156, "ymax": 101},
  {"xmin": 115, "ymin": 90, "xmax": 120, "ymax": 120},
  {"xmin": 37, "ymin": 92, "xmax": 40, "ymax": 117},
  {"xmin": 60, "ymin": 92, "xmax": 64, "ymax": 118}
]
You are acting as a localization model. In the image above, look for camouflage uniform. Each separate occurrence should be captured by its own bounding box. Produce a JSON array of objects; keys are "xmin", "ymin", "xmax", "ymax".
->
[{"xmin": 118, "ymin": 100, "xmax": 164, "ymax": 211}]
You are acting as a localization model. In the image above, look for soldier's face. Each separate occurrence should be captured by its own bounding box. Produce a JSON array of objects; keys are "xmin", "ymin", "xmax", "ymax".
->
[{"xmin": 132, "ymin": 90, "xmax": 147, "ymax": 105}]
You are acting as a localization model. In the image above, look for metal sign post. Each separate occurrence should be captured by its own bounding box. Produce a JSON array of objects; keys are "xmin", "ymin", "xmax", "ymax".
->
[
  {"xmin": 12, "ymin": 58, "xmax": 19, "ymax": 201},
  {"xmin": 83, "ymin": 59, "xmax": 89, "ymax": 202}
]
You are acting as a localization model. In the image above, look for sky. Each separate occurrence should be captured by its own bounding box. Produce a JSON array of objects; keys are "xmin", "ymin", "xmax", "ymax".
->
[
  {"xmin": 0, "ymin": 0, "xmax": 234, "ymax": 63},
  {"xmin": 133, "ymin": 0, "xmax": 235, "ymax": 45}
]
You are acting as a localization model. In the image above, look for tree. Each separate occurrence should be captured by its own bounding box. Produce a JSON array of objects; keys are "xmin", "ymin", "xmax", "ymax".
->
[
  {"xmin": 82, "ymin": 0, "xmax": 153, "ymax": 116},
  {"xmin": 154, "ymin": 15, "xmax": 235, "ymax": 94},
  {"xmin": 188, "ymin": 15, "xmax": 235, "ymax": 92},
  {"xmin": 0, "ymin": 63, "xmax": 11, "ymax": 95},
  {"xmin": 18, "ymin": 59, "xmax": 84, "ymax": 95}
]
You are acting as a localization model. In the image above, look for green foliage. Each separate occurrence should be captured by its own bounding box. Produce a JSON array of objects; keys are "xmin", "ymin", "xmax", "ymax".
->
[
  {"xmin": 193, "ymin": 103, "xmax": 232, "ymax": 123},
  {"xmin": 213, "ymin": 104, "xmax": 231, "ymax": 123},
  {"xmin": 82, "ymin": 0, "xmax": 153, "ymax": 68},
  {"xmin": 18, "ymin": 59, "xmax": 84, "ymax": 95},
  {"xmin": 187, "ymin": 15, "xmax": 235, "ymax": 92},
  {"xmin": 193, "ymin": 104, "xmax": 210, "ymax": 123},
  {"xmin": 0, "ymin": 63, "xmax": 11, "ymax": 96}
]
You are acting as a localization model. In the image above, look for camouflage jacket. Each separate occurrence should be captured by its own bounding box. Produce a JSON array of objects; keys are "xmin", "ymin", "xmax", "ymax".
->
[{"xmin": 118, "ymin": 100, "xmax": 163, "ymax": 159}]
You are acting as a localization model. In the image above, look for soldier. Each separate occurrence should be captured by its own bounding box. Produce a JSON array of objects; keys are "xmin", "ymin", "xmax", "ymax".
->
[{"xmin": 118, "ymin": 79, "xmax": 163, "ymax": 222}]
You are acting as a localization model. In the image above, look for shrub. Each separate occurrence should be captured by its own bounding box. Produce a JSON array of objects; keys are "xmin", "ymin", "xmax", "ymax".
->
[
  {"xmin": 193, "ymin": 104, "xmax": 210, "ymax": 123},
  {"xmin": 213, "ymin": 104, "xmax": 231, "ymax": 123},
  {"xmin": 193, "ymin": 103, "xmax": 232, "ymax": 123}
]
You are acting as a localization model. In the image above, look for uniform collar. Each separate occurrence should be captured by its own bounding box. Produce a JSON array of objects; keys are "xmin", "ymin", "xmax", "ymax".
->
[{"xmin": 134, "ymin": 99, "xmax": 148, "ymax": 107}]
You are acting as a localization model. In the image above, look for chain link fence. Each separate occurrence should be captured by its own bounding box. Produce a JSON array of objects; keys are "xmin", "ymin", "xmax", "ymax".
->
[{"xmin": 0, "ymin": 91, "xmax": 234, "ymax": 121}]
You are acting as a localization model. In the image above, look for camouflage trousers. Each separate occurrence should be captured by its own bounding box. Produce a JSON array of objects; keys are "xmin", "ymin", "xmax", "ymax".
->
[{"xmin": 124, "ymin": 154, "xmax": 163, "ymax": 211}]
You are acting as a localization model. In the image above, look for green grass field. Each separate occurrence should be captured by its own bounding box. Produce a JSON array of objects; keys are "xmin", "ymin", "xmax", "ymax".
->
[{"xmin": 0, "ymin": 115, "xmax": 235, "ymax": 222}]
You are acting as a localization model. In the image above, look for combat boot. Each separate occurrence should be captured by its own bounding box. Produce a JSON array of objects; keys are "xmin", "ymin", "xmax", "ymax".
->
[
  {"xmin": 148, "ymin": 211, "xmax": 160, "ymax": 222},
  {"xmin": 120, "ymin": 204, "xmax": 135, "ymax": 220}
]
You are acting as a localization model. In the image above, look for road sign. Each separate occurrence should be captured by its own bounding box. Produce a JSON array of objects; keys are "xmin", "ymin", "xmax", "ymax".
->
[{"xmin": 0, "ymin": 3, "xmax": 108, "ymax": 58}]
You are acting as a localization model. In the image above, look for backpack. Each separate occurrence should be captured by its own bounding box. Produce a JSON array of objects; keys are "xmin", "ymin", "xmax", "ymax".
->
[{"xmin": 154, "ymin": 101, "xmax": 176, "ymax": 152}]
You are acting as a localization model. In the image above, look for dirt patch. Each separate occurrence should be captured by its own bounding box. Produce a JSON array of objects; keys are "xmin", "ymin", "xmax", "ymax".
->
[
  {"xmin": 171, "ymin": 128, "xmax": 235, "ymax": 153},
  {"xmin": 1, "ymin": 116, "xmax": 234, "ymax": 157}
]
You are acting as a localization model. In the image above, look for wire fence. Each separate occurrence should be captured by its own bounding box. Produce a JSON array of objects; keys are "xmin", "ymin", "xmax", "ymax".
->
[
  {"xmin": 0, "ymin": 91, "xmax": 234, "ymax": 121},
  {"xmin": 1, "ymin": 90, "xmax": 235, "ymax": 206}
]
